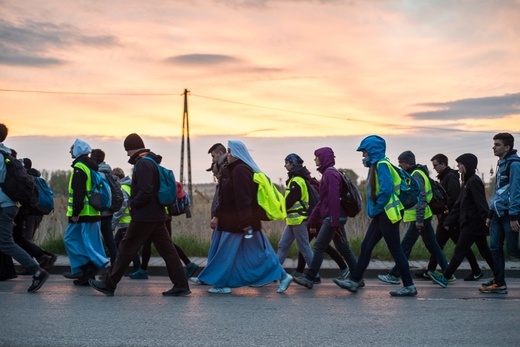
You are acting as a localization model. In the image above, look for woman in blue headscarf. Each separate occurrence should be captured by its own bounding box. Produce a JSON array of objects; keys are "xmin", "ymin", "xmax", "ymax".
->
[{"xmin": 197, "ymin": 140, "xmax": 293, "ymax": 294}]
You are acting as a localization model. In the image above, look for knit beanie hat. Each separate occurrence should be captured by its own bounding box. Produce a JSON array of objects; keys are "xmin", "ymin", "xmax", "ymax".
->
[
  {"xmin": 398, "ymin": 150, "xmax": 416, "ymax": 165},
  {"xmin": 284, "ymin": 153, "xmax": 304, "ymax": 166},
  {"xmin": 124, "ymin": 133, "xmax": 145, "ymax": 151}
]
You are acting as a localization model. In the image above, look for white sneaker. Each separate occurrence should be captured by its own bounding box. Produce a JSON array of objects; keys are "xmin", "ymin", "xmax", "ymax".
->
[{"xmin": 208, "ymin": 286, "xmax": 231, "ymax": 294}]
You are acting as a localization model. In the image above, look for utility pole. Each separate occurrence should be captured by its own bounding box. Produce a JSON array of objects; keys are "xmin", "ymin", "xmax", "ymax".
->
[{"xmin": 180, "ymin": 89, "xmax": 193, "ymax": 202}]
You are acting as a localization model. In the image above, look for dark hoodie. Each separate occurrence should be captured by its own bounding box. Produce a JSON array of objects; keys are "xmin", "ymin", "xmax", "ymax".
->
[
  {"xmin": 128, "ymin": 150, "xmax": 168, "ymax": 223},
  {"xmin": 443, "ymin": 153, "xmax": 488, "ymax": 235},
  {"xmin": 308, "ymin": 147, "xmax": 346, "ymax": 228}
]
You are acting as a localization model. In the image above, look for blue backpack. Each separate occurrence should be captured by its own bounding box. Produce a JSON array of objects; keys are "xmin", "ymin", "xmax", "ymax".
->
[
  {"xmin": 88, "ymin": 169, "xmax": 112, "ymax": 211},
  {"xmin": 393, "ymin": 165, "xmax": 420, "ymax": 210},
  {"xmin": 34, "ymin": 177, "xmax": 55, "ymax": 215},
  {"xmin": 141, "ymin": 156, "xmax": 177, "ymax": 206}
]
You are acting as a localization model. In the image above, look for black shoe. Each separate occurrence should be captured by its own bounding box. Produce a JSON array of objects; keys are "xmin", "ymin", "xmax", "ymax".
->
[
  {"xmin": 38, "ymin": 254, "xmax": 58, "ymax": 270},
  {"xmin": 415, "ymin": 270, "xmax": 430, "ymax": 279},
  {"xmin": 88, "ymin": 279, "xmax": 115, "ymax": 296},
  {"xmin": 27, "ymin": 269, "xmax": 49, "ymax": 293},
  {"xmin": 464, "ymin": 271, "xmax": 483, "ymax": 281},
  {"xmin": 293, "ymin": 276, "xmax": 313, "ymax": 289},
  {"xmin": 63, "ymin": 271, "xmax": 83, "ymax": 279},
  {"xmin": 313, "ymin": 277, "xmax": 321, "ymax": 284},
  {"xmin": 162, "ymin": 287, "xmax": 191, "ymax": 296},
  {"xmin": 73, "ymin": 267, "xmax": 99, "ymax": 286}
]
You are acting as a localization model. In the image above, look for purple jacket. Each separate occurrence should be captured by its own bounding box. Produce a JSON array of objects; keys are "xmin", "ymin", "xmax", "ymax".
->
[{"xmin": 308, "ymin": 147, "xmax": 346, "ymax": 228}]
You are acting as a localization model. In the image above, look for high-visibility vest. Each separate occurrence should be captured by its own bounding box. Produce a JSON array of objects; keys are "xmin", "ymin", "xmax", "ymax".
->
[
  {"xmin": 285, "ymin": 176, "xmax": 309, "ymax": 225},
  {"xmin": 375, "ymin": 160, "xmax": 404, "ymax": 224},
  {"xmin": 120, "ymin": 184, "xmax": 132, "ymax": 224},
  {"xmin": 403, "ymin": 169, "xmax": 433, "ymax": 222},
  {"xmin": 67, "ymin": 162, "xmax": 100, "ymax": 217}
]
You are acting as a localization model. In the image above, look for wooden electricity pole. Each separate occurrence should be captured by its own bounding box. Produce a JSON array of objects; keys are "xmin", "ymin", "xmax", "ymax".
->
[{"xmin": 179, "ymin": 89, "xmax": 193, "ymax": 201}]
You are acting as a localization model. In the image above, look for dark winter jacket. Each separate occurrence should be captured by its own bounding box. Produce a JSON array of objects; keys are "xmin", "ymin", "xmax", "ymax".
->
[
  {"xmin": 444, "ymin": 154, "xmax": 488, "ymax": 235},
  {"xmin": 216, "ymin": 159, "xmax": 262, "ymax": 233},
  {"xmin": 437, "ymin": 166, "xmax": 460, "ymax": 224},
  {"xmin": 128, "ymin": 150, "xmax": 168, "ymax": 223},
  {"xmin": 70, "ymin": 155, "xmax": 101, "ymax": 222}
]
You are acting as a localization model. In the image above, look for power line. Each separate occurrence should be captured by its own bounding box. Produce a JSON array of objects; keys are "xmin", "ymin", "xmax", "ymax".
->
[{"xmin": 0, "ymin": 87, "xmax": 511, "ymax": 134}]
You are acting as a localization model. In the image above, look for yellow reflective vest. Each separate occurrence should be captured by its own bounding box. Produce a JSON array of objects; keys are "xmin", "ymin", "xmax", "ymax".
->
[
  {"xmin": 67, "ymin": 162, "xmax": 101, "ymax": 217},
  {"xmin": 120, "ymin": 184, "xmax": 132, "ymax": 224},
  {"xmin": 376, "ymin": 160, "xmax": 404, "ymax": 224},
  {"xmin": 285, "ymin": 176, "xmax": 309, "ymax": 225},
  {"xmin": 403, "ymin": 169, "xmax": 433, "ymax": 222}
]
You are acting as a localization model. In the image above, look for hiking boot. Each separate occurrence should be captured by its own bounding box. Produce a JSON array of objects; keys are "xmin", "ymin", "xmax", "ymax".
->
[
  {"xmin": 428, "ymin": 271, "xmax": 448, "ymax": 288},
  {"xmin": 162, "ymin": 287, "xmax": 191, "ymax": 296},
  {"xmin": 129, "ymin": 269, "xmax": 148, "ymax": 280},
  {"xmin": 479, "ymin": 283, "xmax": 508, "ymax": 294},
  {"xmin": 184, "ymin": 262, "xmax": 199, "ymax": 278},
  {"xmin": 447, "ymin": 275, "xmax": 457, "ymax": 282},
  {"xmin": 336, "ymin": 268, "xmax": 350, "ymax": 280},
  {"xmin": 277, "ymin": 274, "xmax": 293, "ymax": 293},
  {"xmin": 38, "ymin": 254, "xmax": 58, "ymax": 270},
  {"xmin": 415, "ymin": 270, "xmax": 430, "ymax": 279},
  {"xmin": 377, "ymin": 274, "xmax": 400, "ymax": 284},
  {"xmin": 481, "ymin": 278, "xmax": 495, "ymax": 287},
  {"xmin": 293, "ymin": 276, "xmax": 314, "ymax": 289},
  {"xmin": 208, "ymin": 287, "xmax": 232, "ymax": 294},
  {"xmin": 464, "ymin": 271, "xmax": 483, "ymax": 281},
  {"xmin": 333, "ymin": 278, "xmax": 359, "ymax": 293},
  {"xmin": 88, "ymin": 279, "xmax": 114, "ymax": 296},
  {"xmin": 390, "ymin": 285, "xmax": 417, "ymax": 297},
  {"xmin": 27, "ymin": 269, "xmax": 49, "ymax": 293}
]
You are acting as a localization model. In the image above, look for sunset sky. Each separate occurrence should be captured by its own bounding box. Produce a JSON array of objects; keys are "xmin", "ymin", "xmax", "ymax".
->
[{"xmin": 1, "ymin": 0, "xmax": 519, "ymax": 183}]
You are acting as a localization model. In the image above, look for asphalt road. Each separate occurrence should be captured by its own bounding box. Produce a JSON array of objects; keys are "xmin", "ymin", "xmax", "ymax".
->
[{"xmin": 1, "ymin": 276, "xmax": 519, "ymax": 347}]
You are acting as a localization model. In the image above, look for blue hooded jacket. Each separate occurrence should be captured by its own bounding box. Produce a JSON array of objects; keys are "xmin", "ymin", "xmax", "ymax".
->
[
  {"xmin": 490, "ymin": 149, "xmax": 520, "ymax": 220},
  {"xmin": 357, "ymin": 135, "xmax": 394, "ymax": 218}
]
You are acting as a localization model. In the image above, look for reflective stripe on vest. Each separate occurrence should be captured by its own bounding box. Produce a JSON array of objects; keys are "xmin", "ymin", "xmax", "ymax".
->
[
  {"xmin": 67, "ymin": 162, "xmax": 100, "ymax": 217},
  {"xmin": 120, "ymin": 184, "xmax": 132, "ymax": 224},
  {"xmin": 403, "ymin": 169, "xmax": 433, "ymax": 222},
  {"xmin": 285, "ymin": 176, "xmax": 309, "ymax": 225},
  {"xmin": 376, "ymin": 160, "xmax": 403, "ymax": 224}
]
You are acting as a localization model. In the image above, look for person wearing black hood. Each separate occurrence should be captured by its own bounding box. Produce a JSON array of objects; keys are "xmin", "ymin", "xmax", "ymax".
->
[
  {"xmin": 276, "ymin": 154, "xmax": 315, "ymax": 272},
  {"xmin": 430, "ymin": 154, "xmax": 497, "ymax": 290},
  {"xmin": 89, "ymin": 133, "xmax": 190, "ymax": 297}
]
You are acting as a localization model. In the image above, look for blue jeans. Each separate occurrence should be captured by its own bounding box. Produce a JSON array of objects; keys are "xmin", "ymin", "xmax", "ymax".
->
[
  {"xmin": 277, "ymin": 221, "xmax": 313, "ymax": 267},
  {"xmin": 351, "ymin": 213, "xmax": 413, "ymax": 287},
  {"xmin": 389, "ymin": 217, "xmax": 447, "ymax": 278},
  {"xmin": 490, "ymin": 214, "xmax": 520, "ymax": 285},
  {"xmin": 306, "ymin": 219, "xmax": 356, "ymax": 280},
  {"xmin": 0, "ymin": 206, "xmax": 39, "ymax": 274}
]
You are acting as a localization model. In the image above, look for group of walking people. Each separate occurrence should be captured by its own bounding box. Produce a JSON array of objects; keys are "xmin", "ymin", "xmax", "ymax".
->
[{"xmin": 1, "ymin": 122, "xmax": 518, "ymax": 297}]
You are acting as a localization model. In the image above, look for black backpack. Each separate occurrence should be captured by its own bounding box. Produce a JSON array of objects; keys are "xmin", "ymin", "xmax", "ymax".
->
[
  {"xmin": 103, "ymin": 173, "xmax": 124, "ymax": 213},
  {"xmin": 301, "ymin": 179, "xmax": 320, "ymax": 216},
  {"xmin": 330, "ymin": 168, "xmax": 362, "ymax": 218},
  {"xmin": 0, "ymin": 150, "xmax": 39, "ymax": 207},
  {"xmin": 428, "ymin": 178, "xmax": 449, "ymax": 215}
]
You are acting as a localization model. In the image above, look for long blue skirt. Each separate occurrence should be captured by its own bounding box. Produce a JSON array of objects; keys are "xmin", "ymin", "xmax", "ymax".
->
[
  {"xmin": 64, "ymin": 222, "xmax": 109, "ymax": 274},
  {"xmin": 198, "ymin": 229, "xmax": 286, "ymax": 288}
]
